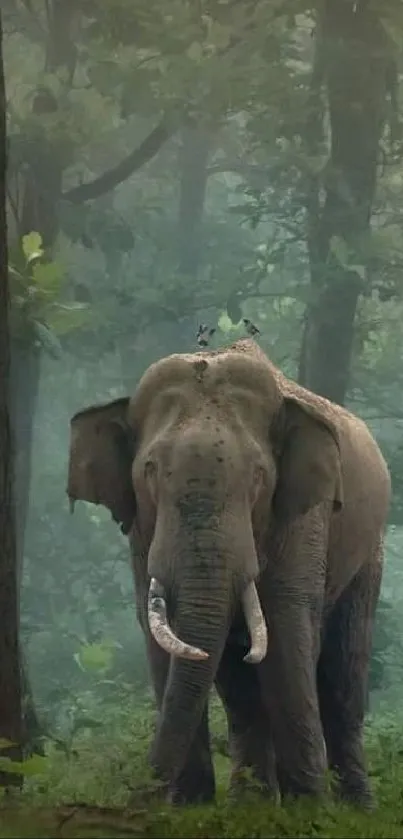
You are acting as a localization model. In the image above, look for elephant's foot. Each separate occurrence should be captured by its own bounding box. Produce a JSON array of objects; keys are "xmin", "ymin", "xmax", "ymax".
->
[
  {"xmin": 149, "ymin": 705, "xmax": 215, "ymax": 807},
  {"xmin": 167, "ymin": 766, "xmax": 216, "ymax": 806},
  {"xmin": 332, "ymin": 773, "xmax": 375, "ymax": 811},
  {"xmin": 228, "ymin": 765, "xmax": 278, "ymax": 802},
  {"xmin": 227, "ymin": 736, "xmax": 279, "ymax": 803},
  {"xmin": 276, "ymin": 763, "xmax": 327, "ymax": 804},
  {"xmin": 166, "ymin": 736, "xmax": 216, "ymax": 807}
]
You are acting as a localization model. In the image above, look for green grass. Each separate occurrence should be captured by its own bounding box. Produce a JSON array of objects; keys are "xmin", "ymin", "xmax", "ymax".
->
[{"xmin": 1, "ymin": 698, "xmax": 403, "ymax": 838}]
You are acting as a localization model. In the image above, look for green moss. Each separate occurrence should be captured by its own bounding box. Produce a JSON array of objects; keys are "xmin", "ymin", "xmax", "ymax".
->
[{"xmin": 1, "ymin": 701, "xmax": 403, "ymax": 838}]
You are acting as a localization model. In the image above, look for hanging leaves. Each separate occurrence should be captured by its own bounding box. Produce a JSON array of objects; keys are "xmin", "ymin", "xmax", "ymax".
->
[{"xmin": 9, "ymin": 232, "xmax": 90, "ymax": 352}]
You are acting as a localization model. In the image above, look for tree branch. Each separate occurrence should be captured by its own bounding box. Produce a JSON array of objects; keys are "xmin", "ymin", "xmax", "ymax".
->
[{"xmin": 62, "ymin": 115, "xmax": 179, "ymax": 204}]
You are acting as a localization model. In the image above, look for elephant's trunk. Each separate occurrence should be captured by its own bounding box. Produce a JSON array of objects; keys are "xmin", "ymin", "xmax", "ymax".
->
[
  {"xmin": 147, "ymin": 527, "xmax": 268, "ymax": 784},
  {"xmin": 149, "ymin": 562, "xmax": 232, "ymax": 785},
  {"xmin": 146, "ymin": 479, "xmax": 268, "ymax": 785}
]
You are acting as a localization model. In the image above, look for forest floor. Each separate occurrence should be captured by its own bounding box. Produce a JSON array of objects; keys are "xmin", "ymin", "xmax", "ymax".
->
[{"xmin": 0, "ymin": 698, "xmax": 403, "ymax": 838}]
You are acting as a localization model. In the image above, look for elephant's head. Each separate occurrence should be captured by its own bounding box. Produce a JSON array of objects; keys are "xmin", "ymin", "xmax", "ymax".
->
[{"xmin": 67, "ymin": 339, "xmax": 343, "ymax": 786}]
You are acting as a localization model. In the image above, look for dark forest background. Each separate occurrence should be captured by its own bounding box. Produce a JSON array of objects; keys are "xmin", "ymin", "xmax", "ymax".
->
[{"xmin": 2, "ymin": 2, "xmax": 403, "ymax": 836}]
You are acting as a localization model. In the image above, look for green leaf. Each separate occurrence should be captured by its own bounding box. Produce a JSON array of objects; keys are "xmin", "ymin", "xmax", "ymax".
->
[
  {"xmin": 218, "ymin": 310, "xmax": 242, "ymax": 334},
  {"xmin": 20, "ymin": 755, "xmax": 49, "ymax": 776},
  {"xmin": 45, "ymin": 303, "xmax": 90, "ymax": 336},
  {"xmin": 22, "ymin": 232, "xmax": 44, "ymax": 264},
  {"xmin": 0, "ymin": 754, "xmax": 48, "ymax": 776},
  {"xmin": 75, "ymin": 641, "xmax": 115, "ymax": 673},
  {"xmin": 31, "ymin": 261, "xmax": 64, "ymax": 296}
]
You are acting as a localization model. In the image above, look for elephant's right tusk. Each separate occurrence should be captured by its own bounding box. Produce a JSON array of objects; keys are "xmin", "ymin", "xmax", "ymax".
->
[
  {"xmin": 147, "ymin": 577, "xmax": 209, "ymax": 661},
  {"xmin": 242, "ymin": 580, "xmax": 268, "ymax": 664}
]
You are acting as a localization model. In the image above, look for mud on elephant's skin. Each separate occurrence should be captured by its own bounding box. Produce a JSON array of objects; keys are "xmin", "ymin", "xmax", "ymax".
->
[{"xmin": 67, "ymin": 338, "xmax": 391, "ymax": 809}]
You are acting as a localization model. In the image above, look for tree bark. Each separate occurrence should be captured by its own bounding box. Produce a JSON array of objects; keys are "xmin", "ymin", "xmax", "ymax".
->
[
  {"xmin": 299, "ymin": 1, "xmax": 389, "ymax": 405},
  {"xmin": 0, "ymin": 10, "xmax": 23, "ymax": 786},
  {"xmin": 10, "ymin": 341, "xmax": 45, "ymax": 756},
  {"xmin": 10, "ymin": 344, "xmax": 41, "ymax": 549}
]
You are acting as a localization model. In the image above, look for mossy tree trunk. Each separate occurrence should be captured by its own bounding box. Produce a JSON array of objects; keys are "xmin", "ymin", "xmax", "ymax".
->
[
  {"xmin": 0, "ymin": 10, "xmax": 23, "ymax": 786},
  {"xmin": 299, "ymin": 1, "xmax": 390, "ymax": 406}
]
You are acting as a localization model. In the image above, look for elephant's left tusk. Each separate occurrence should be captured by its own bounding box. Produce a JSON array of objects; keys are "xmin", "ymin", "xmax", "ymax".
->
[
  {"xmin": 147, "ymin": 577, "xmax": 209, "ymax": 661},
  {"xmin": 242, "ymin": 581, "xmax": 268, "ymax": 664}
]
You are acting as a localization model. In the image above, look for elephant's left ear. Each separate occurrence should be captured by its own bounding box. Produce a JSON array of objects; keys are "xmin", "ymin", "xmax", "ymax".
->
[
  {"xmin": 67, "ymin": 397, "xmax": 136, "ymax": 535},
  {"xmin": 273, "ymin": 396, "xmax": 343, "ymax": 521}
]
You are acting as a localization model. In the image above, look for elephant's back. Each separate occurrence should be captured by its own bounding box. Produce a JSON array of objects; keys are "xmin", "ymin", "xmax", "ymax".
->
[
  {"xmin": 273, "ymin": 363, "xmax": 391, "ymax": 509},
  {"xmin": 337, "ymin": 410, "xmax": 391, "ymax": 509}
]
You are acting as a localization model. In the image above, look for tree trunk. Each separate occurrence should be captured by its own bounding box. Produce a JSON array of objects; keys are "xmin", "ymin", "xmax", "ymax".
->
[
  {"xmin": 177, "ymin": 123, "xmax": 212, "ymax": 277},
  {"xmin": 10, "ymin": 341, "xmax": 45, "ymax": 754},
  {"xmin": 0, "ymin": 10, "xmax": 23, "ymax": 785},
  {"xmin": 10, "ymin": 344, "xmax": 41, "ymax": 548},
  {"xmin": 299, "ymin": 1, "xmax": 389, "ymax": 405}
]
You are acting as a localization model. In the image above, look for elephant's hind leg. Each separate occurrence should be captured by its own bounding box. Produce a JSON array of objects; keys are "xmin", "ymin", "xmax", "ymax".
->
[
  {"xmin": 317, "ymin": 550, "xmax": 383, "ymax": 809},
  {"xmin": 215, "ymin": 644, "xmax": 278, "ymax": 799}
]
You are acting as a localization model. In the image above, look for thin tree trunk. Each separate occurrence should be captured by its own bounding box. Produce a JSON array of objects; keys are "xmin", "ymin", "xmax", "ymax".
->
[
  {"xmin": 10, "ymin": 344, "xmax": 41, "ymax": 551},
  {"xmin": 10, "ymin": 342, "xmax": 45, "ymax": 754},
  {"xmin": 0, "ymin": 10, "xmax": 23, "ymax": 786},
  {"xmin": 299, "ymin": 1, "xmax": 389, "ymax": 405},
  {"xmin": 177, "ymin": 122, "xmax": 212, "ymax": 277}
]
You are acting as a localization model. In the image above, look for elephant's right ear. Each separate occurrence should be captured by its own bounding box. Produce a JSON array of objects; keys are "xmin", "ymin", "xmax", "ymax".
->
[{"xmin": 67, "ymin": 397, "xmax": 136, "ymax": 534}]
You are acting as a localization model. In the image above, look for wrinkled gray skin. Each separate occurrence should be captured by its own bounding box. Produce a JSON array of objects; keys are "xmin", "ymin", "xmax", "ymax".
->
[{"xmin": 67, "ymin": 339, "xmax": 391, "ymax": 809}]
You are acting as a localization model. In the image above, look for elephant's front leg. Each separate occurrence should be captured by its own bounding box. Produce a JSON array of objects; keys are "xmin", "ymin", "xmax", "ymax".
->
[
  {"xmin": 259, "ymin": 507, "xmax": 328, "ymax": 800},
  {"xmin": 261, "ymin": 606, "xmax": 326, "ymax": 800},
  {"xmin": 215, "ymin": 642, "xmax": 278, "ymax": 799}
]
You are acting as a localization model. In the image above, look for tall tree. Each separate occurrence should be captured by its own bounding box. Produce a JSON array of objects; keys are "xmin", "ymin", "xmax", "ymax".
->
[
  {"xmin": 177, "ymin": 122, "xmax": 212, "ymax": 277},
  {"xmin": 299, "ymin": 0, "xmax": 391, "ymax": 405},
  {"xmin": 0, "ymin": 8, "xmax": 23, "ymax": 785}
]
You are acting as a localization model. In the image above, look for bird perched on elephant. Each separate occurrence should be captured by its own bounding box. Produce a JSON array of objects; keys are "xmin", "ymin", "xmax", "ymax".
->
[{"xmin": 67, "ymin": 338, "xmax": 391, "ymax": 809}]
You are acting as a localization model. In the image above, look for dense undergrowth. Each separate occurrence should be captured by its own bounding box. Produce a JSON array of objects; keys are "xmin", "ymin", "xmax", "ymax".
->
[{"xmin": 1, "ymin": 695, "xmax": 403, "ymax": 838}]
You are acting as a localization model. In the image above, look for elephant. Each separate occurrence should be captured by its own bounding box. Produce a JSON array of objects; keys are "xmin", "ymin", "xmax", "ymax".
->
[{"xmin": 67, "ymin": 338, "xmax": 391, "ymax": 809}]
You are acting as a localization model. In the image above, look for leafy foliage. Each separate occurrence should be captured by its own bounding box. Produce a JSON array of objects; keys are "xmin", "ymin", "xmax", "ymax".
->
[
  {"xmin": 9, "ymin": 232, "xmax": 90, "ymax": 354},
  {"xmin": 2, "ymin": 701, "xmax": 403, "ymax": 836}
]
